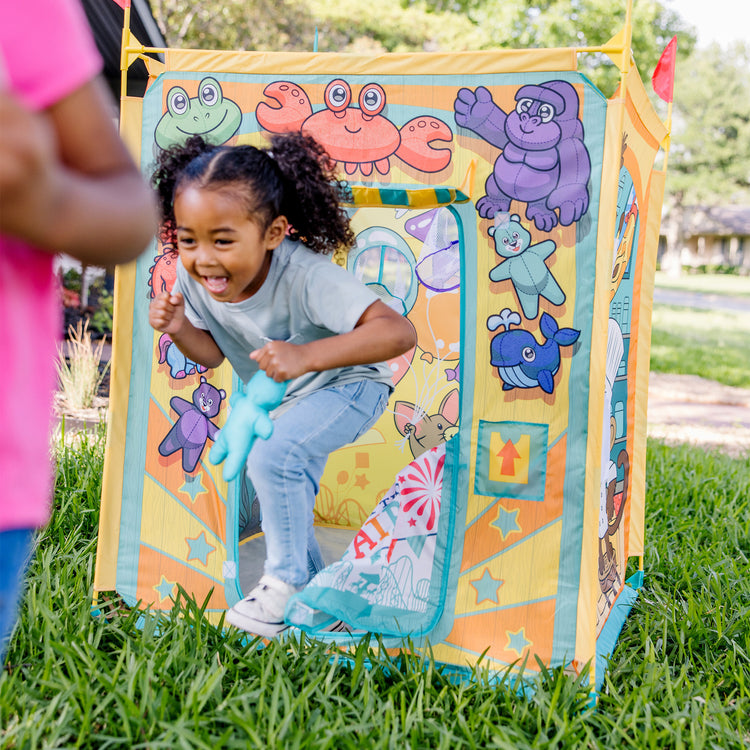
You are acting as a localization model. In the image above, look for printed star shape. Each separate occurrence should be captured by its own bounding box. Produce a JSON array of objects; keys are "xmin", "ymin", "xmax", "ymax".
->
[
  {"xmin": 506, "ymin": 628, "xmax": 531, "ymax": 657},
  {"xmin": 354, "ymin": 473, "xmax": 370, "ymax": 490},
  {"xmin": 179, "ymin": 472, "xmax": 207, "ymax": 502},
  {"xmin": 471, "ymin": 568, "xmax": 504, "ymax": 605},
  {"xmin": 491, "ymin": 507, "xmax": 521, "ymax": 540},
  {"xmin": 154, "ymin": 575, "xmax": 176, "ymax": 602},
  {"xmin": 186, "ymin": 531, "xmax": 215, "ymax": 566}
]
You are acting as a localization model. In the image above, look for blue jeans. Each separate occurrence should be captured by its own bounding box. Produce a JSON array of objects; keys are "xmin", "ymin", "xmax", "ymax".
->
[
  {"xmin": 245, "ymin": 379, "xmax": 390, "ymax": 588},
  {"xmin": 0, "ymin": 528, "xmax": 35, "ymax": 664}
]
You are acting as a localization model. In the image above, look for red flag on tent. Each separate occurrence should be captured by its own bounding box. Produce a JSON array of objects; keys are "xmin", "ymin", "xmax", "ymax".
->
[
  {"xmin": 110, "ymin": 0, "xmax": 131, "ymax": 8},
  {"xmin": 652, "ymin": 36, "xmax": 677, "ymax": 102}
]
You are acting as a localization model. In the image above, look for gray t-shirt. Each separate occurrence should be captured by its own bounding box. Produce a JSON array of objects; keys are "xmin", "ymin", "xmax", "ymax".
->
[{"xmin": 172, "ymin": 238, "xmax": 394, "ymax": 410}]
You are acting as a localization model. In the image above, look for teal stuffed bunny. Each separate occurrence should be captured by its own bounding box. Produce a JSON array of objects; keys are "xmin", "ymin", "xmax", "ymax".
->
[{"xmin": 209, "ymin": 371, "xmax": 288, "ymax": 482}]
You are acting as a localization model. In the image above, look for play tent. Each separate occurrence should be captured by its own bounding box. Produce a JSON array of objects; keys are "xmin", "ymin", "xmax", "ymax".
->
[{"xmin": 94, "ymin": 1, "xmax": 670, "ymax": 690}]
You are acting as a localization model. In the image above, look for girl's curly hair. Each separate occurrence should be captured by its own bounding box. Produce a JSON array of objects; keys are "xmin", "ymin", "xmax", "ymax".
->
[{"xmin": 150, "ymin": 133, "xmax": 354, "ymax": 254}]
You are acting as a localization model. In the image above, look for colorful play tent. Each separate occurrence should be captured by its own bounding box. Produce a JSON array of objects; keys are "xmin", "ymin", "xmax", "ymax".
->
[{"xmin": 94, "ymin": 1, "xmax": 671, "ymax": 689}]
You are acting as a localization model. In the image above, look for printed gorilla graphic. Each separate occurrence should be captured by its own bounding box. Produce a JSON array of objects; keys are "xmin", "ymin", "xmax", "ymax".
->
[{"xmin": 454, "ymin": 81, "xmax": 591, "ymax": 232}]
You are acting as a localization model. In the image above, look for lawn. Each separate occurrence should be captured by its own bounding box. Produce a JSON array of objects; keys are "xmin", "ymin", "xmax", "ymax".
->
[
  {"xmin": 1, "ymin": 431, "xmax": 748, "ymax": 748},
  {"xmin": 650, "ymin": 304, "xmax": 750, "ymax": 389},
  {"xmin": 651, "ymin": 273, "xmax": 750, "ymax": 389},
  {"xmin": 654, "ymin": 270, "xmax": 750, "ymax": 299},
  {"xmin": 1, "ymin": 272, "xmax": 747, "ymax": 747}
]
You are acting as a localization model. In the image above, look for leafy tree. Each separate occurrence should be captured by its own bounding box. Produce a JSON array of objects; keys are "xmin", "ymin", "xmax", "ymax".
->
[
  {"xmin": 412, "ymin": 0, "xmax": 695, "ymax": 94},
  {"xmin": 150, "ymin": 0, "xmax": 482, "ymax": 53},
  {"xmin": 151, "ymin": 0, "xmax": 695, "ymax": 95},
  {"xmin": 308, "ymin": 0, "xmax": 484, "ymax": 53},
  {"xmin": 668, "ymin": 42, "xmax": 750, "ymax": 205},
  {"xmin": 151, "ymin": 0, "xmax": 317, "ymax": 50},
  {"xmin": 658, "ymin": 42, "xmax": 750, "ymax": 273}
]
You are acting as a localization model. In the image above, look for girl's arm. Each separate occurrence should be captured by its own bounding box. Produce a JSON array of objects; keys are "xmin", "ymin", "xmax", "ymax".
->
[
  {"xmin": 149, "ymin": 292, "xmax": 226, "ymax": 369},
  {"xmin": 251, "ymin": 300, "xmax": 416, "ymax": 382},
  {"xmin": 0, "ymin": 77, "xmax": 157, "ymax": 264}
]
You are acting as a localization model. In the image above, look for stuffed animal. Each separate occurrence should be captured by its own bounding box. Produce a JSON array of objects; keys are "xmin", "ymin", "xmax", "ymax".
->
[{"xmin": 209, "ymin": 371, "xmax": 288, "ymax": 482}]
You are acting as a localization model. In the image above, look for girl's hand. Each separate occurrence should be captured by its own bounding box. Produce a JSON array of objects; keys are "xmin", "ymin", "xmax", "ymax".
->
[
  {"xmin": 149, "ymin": 292, "xmax": 187, "ymax": 335},
  {"xmin": 250, "ymin": 341, "xmax": 309, "ymax": 382}
]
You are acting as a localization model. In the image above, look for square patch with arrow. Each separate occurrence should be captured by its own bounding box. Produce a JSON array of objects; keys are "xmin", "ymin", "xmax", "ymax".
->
[{"xmin": 474, "ymin": 420, "xmax": 548, "ymax": 502}]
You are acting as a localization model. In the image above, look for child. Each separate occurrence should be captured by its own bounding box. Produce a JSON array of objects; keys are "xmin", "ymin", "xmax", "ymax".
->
[
  {"xmin": 0, "ymin": 0, "xmax": 158, "ymax": 663},
  {"xmin": 149, "ymin": 133, "xmax": 416, "ymax": 636}
]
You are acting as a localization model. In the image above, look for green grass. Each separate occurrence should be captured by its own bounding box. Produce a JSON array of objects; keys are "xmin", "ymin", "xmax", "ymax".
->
[
  {"xmin": 655, "ymin": 271, "xmax": 750, "ymax": 299},
  {"xmin": 1, "ymin": 431, "xmax": 748, "ymax": 748},
  {"xmin": 649, "ymin": 304, "xmax": 750, "ymax": 389}
]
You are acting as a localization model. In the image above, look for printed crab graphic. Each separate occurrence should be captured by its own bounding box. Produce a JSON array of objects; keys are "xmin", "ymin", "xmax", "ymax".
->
[{"xmin": 255, "ymin": 79, "xmax": 453, "ymax": 176}]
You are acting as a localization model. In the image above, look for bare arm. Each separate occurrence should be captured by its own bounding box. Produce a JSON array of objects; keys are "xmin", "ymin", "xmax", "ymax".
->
[
  {"xmin": 251, "ymin": 300, "xmax": 417, "ymax": 382},
  {"xmin": 149, "ymin": 292, "xmax": 225, "ymax": 369},
  {"xmin": 0, "ymin": 77, "xmax": 157, "ymax": 263}
]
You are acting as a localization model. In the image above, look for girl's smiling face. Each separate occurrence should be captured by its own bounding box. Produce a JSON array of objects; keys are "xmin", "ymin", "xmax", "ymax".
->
[{"xmin": 174, "ymin": 184, "xmax": 287, "ymax": 303}]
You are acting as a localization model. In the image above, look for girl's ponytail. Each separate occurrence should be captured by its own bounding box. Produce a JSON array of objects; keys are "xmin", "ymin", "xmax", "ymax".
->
[{"xmin": 269, "ymin": 132, "xmax": 354, "ymax": 255}]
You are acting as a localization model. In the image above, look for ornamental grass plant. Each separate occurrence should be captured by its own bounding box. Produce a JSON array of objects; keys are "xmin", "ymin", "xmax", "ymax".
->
[{"xmin": 56, "ymin": 319, "xmax": 109, "ymax": 412}]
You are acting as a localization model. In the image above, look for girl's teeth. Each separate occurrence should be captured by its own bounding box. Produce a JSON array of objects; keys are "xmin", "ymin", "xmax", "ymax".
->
[{"xmin": 204, "ymin": 276, "xmax": 229, "ymax": 294}]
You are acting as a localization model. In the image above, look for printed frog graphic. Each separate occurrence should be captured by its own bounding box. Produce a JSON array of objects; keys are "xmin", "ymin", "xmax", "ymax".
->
[
  {"xmin": 154, "ymin": 77, "xmax": 242, "ymax": 150},
  {"xmin": 488, "ymin": 213, "xmax": 566, "ymax": 320}
]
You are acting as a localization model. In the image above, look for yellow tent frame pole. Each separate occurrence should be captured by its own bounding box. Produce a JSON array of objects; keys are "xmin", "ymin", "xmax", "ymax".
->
[
  {"xmin": 119, "ymin": 4, "xmax": 168, "ymax": 102},
  {"xmin": 118, "ymin": 0, "xmax": 645, "ymax": 105},
  {"xmin": 119, "ymin": 5, "xmax": 131, "ymax": 101},
  {"xmin": 661, "ymin": 99, "xmax": 674, "ymax": 171}
]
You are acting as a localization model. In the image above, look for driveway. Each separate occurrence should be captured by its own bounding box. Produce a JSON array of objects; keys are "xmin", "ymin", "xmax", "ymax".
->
[
  {"xmin": 647, "ymin": 372, "xmax": 750, "ymax": 458},
  {"xmin": 653, "ymin": 287, "xmax": 750, "ymax": 313}
]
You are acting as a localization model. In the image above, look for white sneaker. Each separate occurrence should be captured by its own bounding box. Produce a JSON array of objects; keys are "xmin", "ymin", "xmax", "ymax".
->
[{"xmin": 226, "ymin": 575, "xmax": 301, "ymax": 638}]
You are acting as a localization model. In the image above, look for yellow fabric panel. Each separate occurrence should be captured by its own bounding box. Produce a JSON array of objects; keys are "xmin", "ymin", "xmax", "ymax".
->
[
  {"xmin": 94, "ymin": 96, "xmax": 144, "ymax": 593},
  {"xmin": 454, "ymin": 521, "xmax": 561, "ymax": 617},
  {"xmin": 154, "ymin": 48, "xmax": 578, "ymax": 78},
  {"xmin": 94, "ymin": 261, "xmax": 136, "ymax": 592},
  {"xmin": 623, "ymin": 65, "xmax": 668, "ymax": 149},
  {"xmin": 630, "ymin": 167, "xmax": 666, "ymax": 556},
  {"xmin": 574, "ymin": 94, "xmax": 624, "ymax": 674}
]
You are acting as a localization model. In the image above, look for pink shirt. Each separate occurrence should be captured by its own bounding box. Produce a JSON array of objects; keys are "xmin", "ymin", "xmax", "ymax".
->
[{"xmin": 0, "ymin": 0, "xmax": 102, "ymax": 530}]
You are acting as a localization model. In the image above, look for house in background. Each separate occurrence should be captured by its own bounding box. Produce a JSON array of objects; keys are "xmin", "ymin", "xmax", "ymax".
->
[{"xmin": 660, "ymin": 205, "xmax": 750, "ymax": 274}]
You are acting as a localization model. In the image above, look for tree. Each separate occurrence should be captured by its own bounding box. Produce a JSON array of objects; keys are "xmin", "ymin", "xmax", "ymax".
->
[
  {"xmin": 413, "ymin": 0, "xmax": 696, "ymax": 94},
  {"xmin": 668, "ymin": 42, "xmax": 750, "ymax": 205},
  {"xmin": 150, "ymin": 0, "xmax": 483, "ymax": 53},
  {"xmin": 150, "ymin": 0, "xmax": 693, "ymax": 81},
  {"xmin": 658, "ymin": 42, "xmax": 750, "ymax": 274},
  {"xmin": 151, "ymin": 0, "xmax": 317, "ymax": 50}
]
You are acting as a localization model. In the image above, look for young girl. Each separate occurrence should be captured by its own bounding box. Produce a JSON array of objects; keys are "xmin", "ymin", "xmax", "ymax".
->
[{"xmin": 149, "ymin": 133, "xmax": 416, "ymax": 637}]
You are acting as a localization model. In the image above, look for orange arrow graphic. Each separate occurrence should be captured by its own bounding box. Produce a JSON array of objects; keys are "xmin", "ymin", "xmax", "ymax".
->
[{"xmin": 497, "ymin": 439, "xmax": 521, "ymax": 476}]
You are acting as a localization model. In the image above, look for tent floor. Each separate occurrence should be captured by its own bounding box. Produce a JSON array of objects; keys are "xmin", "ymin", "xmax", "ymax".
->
[{"xmin": 237, "ymin": 526, "xmax": 355, "ymax": 595}]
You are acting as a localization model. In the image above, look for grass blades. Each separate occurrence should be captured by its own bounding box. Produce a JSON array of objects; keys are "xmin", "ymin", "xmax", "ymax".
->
[{"xmin": 1, "ymin": 434, "xmax": 748, "ymax": 748}]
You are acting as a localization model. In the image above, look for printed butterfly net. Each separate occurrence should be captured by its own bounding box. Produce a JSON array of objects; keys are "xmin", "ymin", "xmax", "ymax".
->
[{"xmin": 95, "ymin": 34, "xmax": 668, "ymax": 689}]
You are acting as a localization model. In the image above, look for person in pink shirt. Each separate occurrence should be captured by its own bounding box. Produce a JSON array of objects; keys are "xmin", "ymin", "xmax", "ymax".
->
[{"xmin": 0, "ymin": 0, "xmax": 157, "ymax": 661}]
